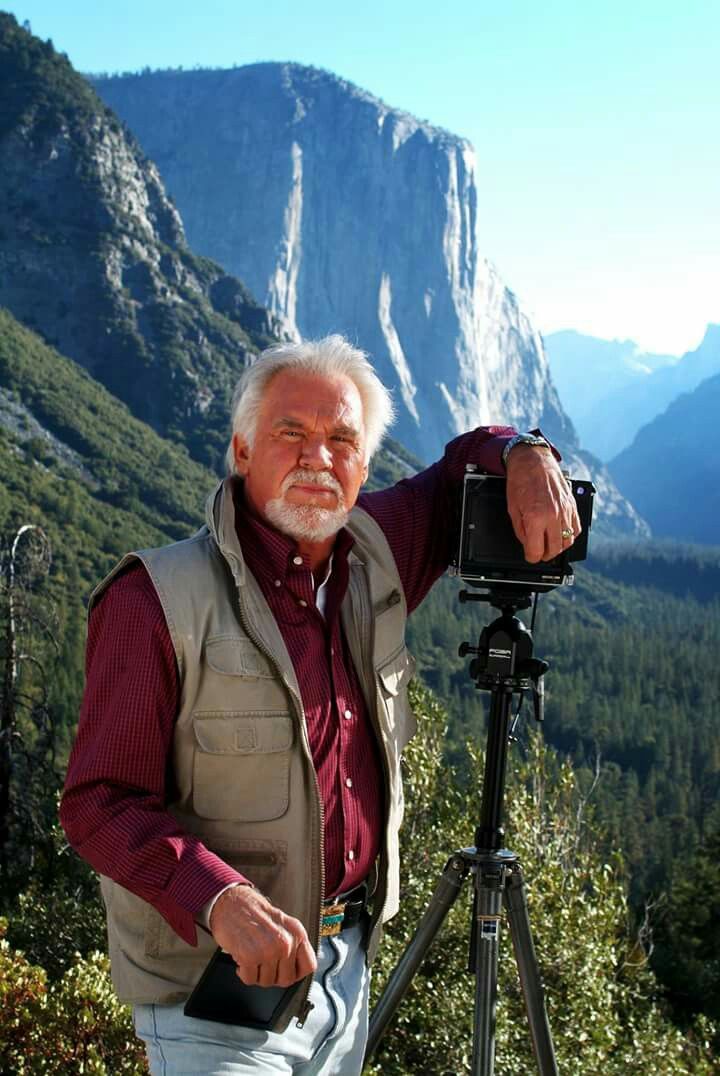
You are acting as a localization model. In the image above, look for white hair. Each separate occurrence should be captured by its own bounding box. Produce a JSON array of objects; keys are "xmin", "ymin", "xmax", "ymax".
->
[{"xmin": 225, "ymin": 335, "xmax": 395, "ymax": 475}]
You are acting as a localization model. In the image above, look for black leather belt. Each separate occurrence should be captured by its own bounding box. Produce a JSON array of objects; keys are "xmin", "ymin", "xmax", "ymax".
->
[{"xmin": 320, "ymin": 883, "xmax": 369, "ymax": 937}]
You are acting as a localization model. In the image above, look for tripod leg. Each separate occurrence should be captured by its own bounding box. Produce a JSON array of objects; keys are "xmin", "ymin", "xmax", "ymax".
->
[
  {"xmin": 504, "ymin": 864, "xmax": 558, "ymax": 1076},
  {"xmin": 365, "ymin": 854, "xmax": 468, "ymax": 1060},
  {"xmin": 470, "ymin": 860, "xmax": 504, "ymax": 1076}
]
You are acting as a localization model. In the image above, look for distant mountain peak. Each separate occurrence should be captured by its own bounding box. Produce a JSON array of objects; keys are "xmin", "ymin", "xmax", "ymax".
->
[{"xmin": 545, "ymin": 326, "xmax": 720, "ymax": 465}]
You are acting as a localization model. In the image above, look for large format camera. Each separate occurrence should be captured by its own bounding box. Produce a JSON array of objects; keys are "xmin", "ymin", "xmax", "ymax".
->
[{"xmin": 453, "ymin": 468, "xmax": 596, "ymax": 591}]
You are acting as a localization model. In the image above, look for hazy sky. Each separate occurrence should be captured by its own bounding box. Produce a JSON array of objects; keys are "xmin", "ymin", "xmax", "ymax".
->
[{"xmin": 5, "ymin": 0, "xmax": 719, "ymax": 355}]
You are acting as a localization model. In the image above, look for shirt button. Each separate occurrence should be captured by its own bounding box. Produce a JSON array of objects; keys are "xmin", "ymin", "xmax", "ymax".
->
[
  {"xmin": 293, "ymin": 555, "xmax": 303, "ymax": 566},
  {"xmin": 343, "ymin": 709, "xmax": 352, "ymax": 720},
  {"xmin": 274, "ymin": 579, "xmax": 282, "ymax": 587},
  {"xmin": 345, "ymin": 777, "xmax": 353, "ymax": 788},
  {"xmin": 347, "ymin": 849, "xmax": 355, "ymax": 861}
]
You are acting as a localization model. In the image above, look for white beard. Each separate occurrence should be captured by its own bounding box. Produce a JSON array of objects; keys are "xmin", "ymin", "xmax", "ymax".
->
[{"xmin": 264, "ymin": 471, "xmax": 349, "ymax": 543}]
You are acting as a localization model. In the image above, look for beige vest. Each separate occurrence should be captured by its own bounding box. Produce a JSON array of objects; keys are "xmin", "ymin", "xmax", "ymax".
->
[{"xmin": 94, "ymin": 479, "xmax": 416, "ymax": 1026}]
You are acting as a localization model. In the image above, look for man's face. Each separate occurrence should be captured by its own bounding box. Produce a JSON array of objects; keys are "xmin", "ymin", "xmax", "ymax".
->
[{"xmin": 232, "ymin": 368, "xmax": 369, "ymax": 544}]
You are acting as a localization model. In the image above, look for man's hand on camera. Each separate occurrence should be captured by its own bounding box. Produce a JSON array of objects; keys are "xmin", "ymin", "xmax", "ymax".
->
[
  {"xmin": 505, "ymin": 444, "xmax": 581, "ymax": 563},
  {"xmin": 209, "ymin": 884, "xmax": 317, "ymax": 987}
]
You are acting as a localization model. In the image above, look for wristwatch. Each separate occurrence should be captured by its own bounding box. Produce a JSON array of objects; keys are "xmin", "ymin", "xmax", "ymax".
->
[{"xmin": 502, "ymin": 432, "xmax": 552, "ymax": 466}]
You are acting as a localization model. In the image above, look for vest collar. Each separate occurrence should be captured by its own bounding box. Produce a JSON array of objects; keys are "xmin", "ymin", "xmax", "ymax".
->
[{"xmin": 205, "ymin": 477, "xmax": 247, "ymax": 586}]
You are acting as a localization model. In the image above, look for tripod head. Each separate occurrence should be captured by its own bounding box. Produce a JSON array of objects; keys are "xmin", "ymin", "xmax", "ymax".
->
[
  {"xmin": 458, "ymin": 587, "xmax": 549, "ymax": 852},
  {"xmin": 459, "ymin": 588, "xmax": 548, "ymax": 722}
]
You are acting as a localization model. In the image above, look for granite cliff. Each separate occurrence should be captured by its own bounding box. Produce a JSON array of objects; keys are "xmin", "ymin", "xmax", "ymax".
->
[
  {"xmin": 92, "ymin": 65, "xmax": 574, "ymax": 461},
  {"xmin": 93, "ymin": 64, "xmax": 646, "ymax": 533}
]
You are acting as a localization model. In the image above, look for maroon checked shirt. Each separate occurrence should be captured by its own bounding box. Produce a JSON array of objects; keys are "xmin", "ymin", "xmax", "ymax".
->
[{"xmin": 61, "ymin": 428, "xmax": 516, "ymax": 946}]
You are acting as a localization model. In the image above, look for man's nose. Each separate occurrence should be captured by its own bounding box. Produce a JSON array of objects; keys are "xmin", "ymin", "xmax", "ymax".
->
[{"xmin": 299, "ymin": 436, "xmax": 332, "ymax": 469}]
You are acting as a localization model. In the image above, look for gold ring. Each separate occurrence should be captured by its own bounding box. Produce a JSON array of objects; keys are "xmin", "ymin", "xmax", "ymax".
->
[{"xmin": 561, "ymin": 528, "xmax": 574, "ymax": 540}]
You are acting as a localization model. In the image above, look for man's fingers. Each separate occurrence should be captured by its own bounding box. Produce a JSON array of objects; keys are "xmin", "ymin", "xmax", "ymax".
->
[
  {"xmin": 275, "ymin": 950, "xmax": 301, "ymax": 987},
  {"xmin": 235, "ymin": 962, "xmax": 261, "ymax": 985},
  {"xmin": 516, "ymin": 509, "xmax": 547, "ymax": 563},
  {"xmin": 295, "ymin": 937, "xmax": 318, "ymax": 979},
  {"xmin": 509, "ymin": 507, "xmax": 534, "ymax": 559},
  {"xmin": 257, "ymin": 960, "xmax": 282, "ymax": 988}
]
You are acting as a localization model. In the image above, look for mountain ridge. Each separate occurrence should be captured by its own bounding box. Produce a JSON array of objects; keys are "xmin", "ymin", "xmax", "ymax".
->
[{"xmin": 609, "ymin": 367, "xmax": 720, "ymax": 544}]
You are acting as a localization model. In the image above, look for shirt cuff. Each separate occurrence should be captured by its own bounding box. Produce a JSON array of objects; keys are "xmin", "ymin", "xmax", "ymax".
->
[
  {"xmin": 198, "ymin": 882, "xmax": 249, "ymax": 932},
  {"xmin": 158, "ymin": 847, "xmax": 253, "ymax": 947}
]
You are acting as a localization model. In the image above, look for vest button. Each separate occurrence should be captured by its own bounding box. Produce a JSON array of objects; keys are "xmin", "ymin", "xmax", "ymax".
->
[
  {"xmin": 347, "ymin": 849, "xmax": 355, "ymax": 861},
  {"xmin": 343, "ymin": 709, "xmax": 352, "ymax": 720},
  {"xmin": 293, "ymin": 555, "xmax": 303, "ymax": 566},
  {"xmin": 345, "ymin": 777, "xmax": 353, "ymax": 788},
  {"xmin": 299, "ymin": 599, "xmax": 308, "ymax": 608}
]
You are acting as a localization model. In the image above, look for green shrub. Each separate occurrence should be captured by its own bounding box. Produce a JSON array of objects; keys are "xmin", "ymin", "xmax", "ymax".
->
[{"xmin": 0, "ymin": 920, "xmax": 147, "ymax": 1074}]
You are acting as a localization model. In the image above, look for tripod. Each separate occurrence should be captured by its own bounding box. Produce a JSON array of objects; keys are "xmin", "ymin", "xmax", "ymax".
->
[{"xmin": 365, "ymin": 588, "xmax": 559, "ymax": 1076}]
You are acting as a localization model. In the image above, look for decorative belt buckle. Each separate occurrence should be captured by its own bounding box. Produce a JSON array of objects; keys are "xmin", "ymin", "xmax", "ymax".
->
[{"xmin": 320, "ymin": 901, "xmax": 346, "ymax": 937}]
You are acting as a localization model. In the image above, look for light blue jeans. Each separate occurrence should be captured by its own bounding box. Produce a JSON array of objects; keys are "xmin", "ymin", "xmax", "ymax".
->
[{"xmin": 133, "ymin": 923, "xmax": 370, "ymax": 1075}]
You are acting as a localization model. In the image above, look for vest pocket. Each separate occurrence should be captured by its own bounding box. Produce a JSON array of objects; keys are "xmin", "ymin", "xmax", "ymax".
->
[
  {"xmin": 191, "ymin": 712, "xmax": 293, "ymax": 821},
  {"xmin": 377, "ymin": 647, "xmax": 418, "ymax": 750},
  {"xmin": 205, "ymin": 636, "xmax": 276, "ymax": 679}
]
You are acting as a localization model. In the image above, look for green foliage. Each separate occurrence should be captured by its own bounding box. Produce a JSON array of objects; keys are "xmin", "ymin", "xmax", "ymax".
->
[
  {"xmin": 587, "ymin": 538, "xmax": 720, "ymax": 604},
  {"xmin": 4, "ymin": 822, "xmax": 106, "ymax": 980},
  {"xmin": 367, "ymin": 682, "xmax": 718, "ymax": 1074},
  {"xmin": 652, "ymin": 824, "xmax": 720, "ymax": 1025},
  {"xmin": 0, "ymin": 921, "xmax": 146, "ymax": 1074},
  {"xmin": 0, "ymin": 309, "xmax": 216, "ymax": 539}
]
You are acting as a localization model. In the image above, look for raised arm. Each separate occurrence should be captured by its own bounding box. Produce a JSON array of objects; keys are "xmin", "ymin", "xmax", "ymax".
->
[{"xmin": 359, "ymin": 425, "xmax": 579, "ymax": 609}]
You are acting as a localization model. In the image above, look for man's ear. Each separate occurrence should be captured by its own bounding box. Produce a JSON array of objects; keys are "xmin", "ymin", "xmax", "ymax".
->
[{"xmin": 232, "ymin": 432, "xmax": 251, "ymax": 476}]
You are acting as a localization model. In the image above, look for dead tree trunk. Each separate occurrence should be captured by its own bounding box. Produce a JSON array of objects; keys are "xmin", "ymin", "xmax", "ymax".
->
[{"xmin": 0, "ymin": 525, "xmax": 54, "ymax": 881}]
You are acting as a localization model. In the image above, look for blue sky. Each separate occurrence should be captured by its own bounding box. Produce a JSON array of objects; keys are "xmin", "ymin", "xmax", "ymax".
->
[{"xmin": 4, "ymin": 0, "xmax": 719, "ymax": 355}]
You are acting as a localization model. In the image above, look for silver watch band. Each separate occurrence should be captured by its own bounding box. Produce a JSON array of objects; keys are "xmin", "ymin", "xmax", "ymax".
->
[{"xmin": 502, "ymin": 433, "xmax": 551, "ymax": 466}]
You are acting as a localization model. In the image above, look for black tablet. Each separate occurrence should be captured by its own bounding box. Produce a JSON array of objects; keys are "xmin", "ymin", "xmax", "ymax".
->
[{"xmin": 183, "ymin": 949, "xmax": 308, "ymax": 1030}]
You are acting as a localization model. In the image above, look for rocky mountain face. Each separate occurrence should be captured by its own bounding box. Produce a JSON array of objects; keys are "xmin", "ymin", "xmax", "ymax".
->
[
  {"xmin": 545, "ymin": 327, "xmax": 720, "ymax": 461},
  {"xmin": 91, "ymin": 65, "xmax": 574, "ymax": 461},
  {"xmin": 92, "ymin": 63, "xmax": 646, "ymax": 534},
  {"xmin": 609, "ymin": 370, "xmax": 720, "ymax": 544},
  {"xmin": 0, "ymin": 15, "xmax": 278, "ymax": 470}
]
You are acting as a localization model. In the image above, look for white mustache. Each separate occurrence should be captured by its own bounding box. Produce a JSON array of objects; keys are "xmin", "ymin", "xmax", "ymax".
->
[{"xmin": 281, "ymin": 470, "xmax": 343, "ymax": 497}]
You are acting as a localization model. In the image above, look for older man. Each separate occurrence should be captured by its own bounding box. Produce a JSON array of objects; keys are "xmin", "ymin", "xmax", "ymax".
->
[{"xmin": 61, "ymin": 336, "xmax": 579, "ymax": 1075}]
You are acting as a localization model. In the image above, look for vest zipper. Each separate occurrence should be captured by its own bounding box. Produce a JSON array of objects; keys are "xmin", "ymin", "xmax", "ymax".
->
[
  {"xmin": 344, "ymin": 564, "xmax": 393, "ymax": 938},
  {"xmin": 232, "ymin": 575, "xmax": 325, "ymax": 1023},
  {"xmin": 295, "ymin": 997, "xmax": 315, "ymax": 1028}
]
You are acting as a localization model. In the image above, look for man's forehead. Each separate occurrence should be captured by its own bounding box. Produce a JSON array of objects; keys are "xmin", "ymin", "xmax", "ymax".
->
[
  {"xmin": 271, "ymin": 414, "xmax": 361, "ymax": 434},
  {"xmin": 262, "ymin": 370, "xmax": 364, "ymax": 423}
]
